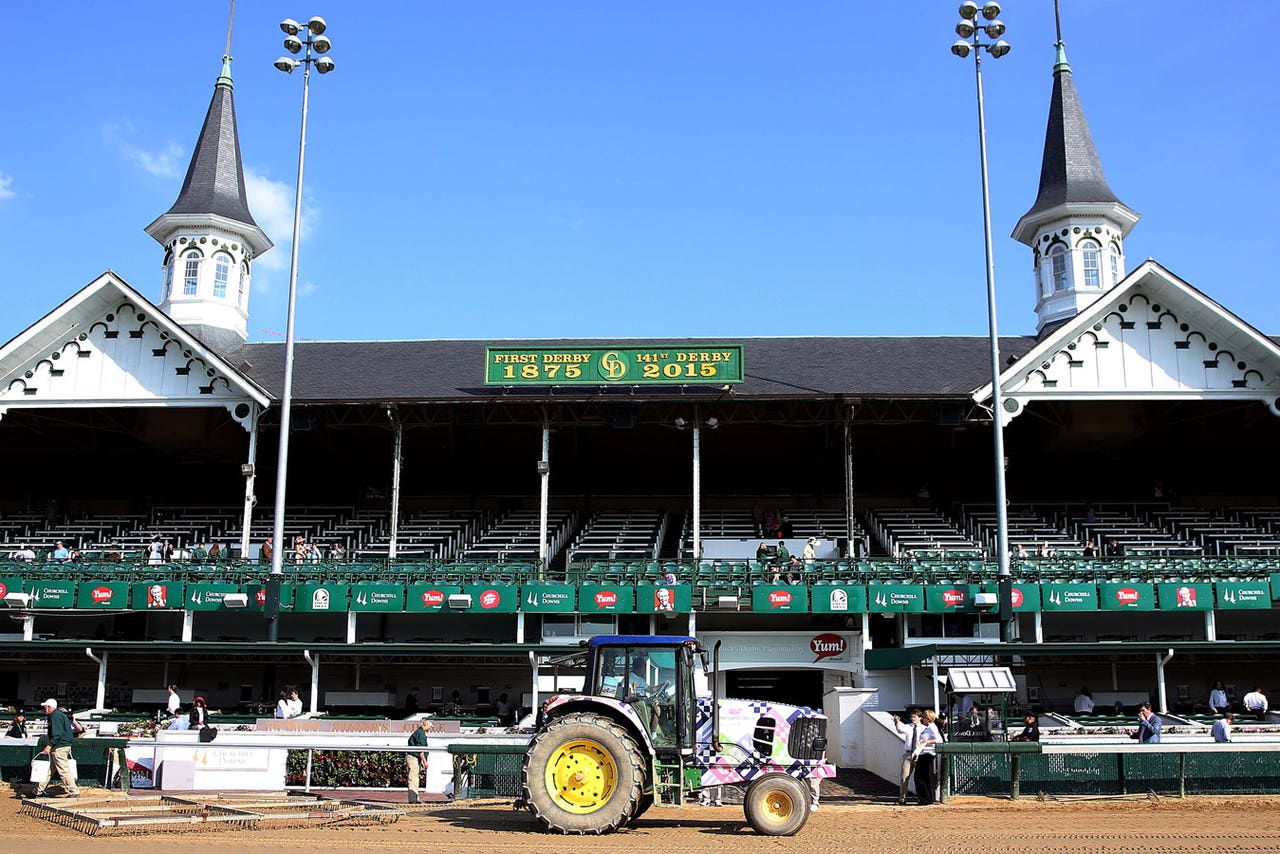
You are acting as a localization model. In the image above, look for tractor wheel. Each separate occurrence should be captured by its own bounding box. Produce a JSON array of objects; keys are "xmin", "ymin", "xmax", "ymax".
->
[
  {"xmin": 742, "ymin": 774, "xmax": 810, "ymax": 836},
  {"xmin": 521, "ymin": 711, "xmax": 645, "ymax": 834}
]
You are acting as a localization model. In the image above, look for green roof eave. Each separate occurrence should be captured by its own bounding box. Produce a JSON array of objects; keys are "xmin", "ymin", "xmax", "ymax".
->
[
  {"xmin": 0, "ymin": 639, "xmax": 566, "ymax": 659},
  {"xmin": 866, "ymin": 640, "xmax": 1280, "ymax": 671}
]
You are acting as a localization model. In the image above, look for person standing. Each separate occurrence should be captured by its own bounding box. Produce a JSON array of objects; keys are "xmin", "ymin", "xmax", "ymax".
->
[
  {"xmin": 1209, "ymin": 680, "xmax": 1230, "ymax": 715},
  {"xmin": 1074, "ymin": 687, "xmax": 1095, "ymax": 715},
  {"xmin": 892, "ymin": 710, "xmax": 924, "ymax": 805},
  {"xmin": 1242, "ymin": 687, "xmax": 1269, "ymax": 721},
  {"xmin": 35, "ymin": 699, "xmax": 79, "ymax": 798},
  {"xmin": 166, "ymin": 684, "xmax": 181, "ymax": 717},
  {"xmin": 404, "ymin": 687, "xmax": 421, "ymax": 718},
  {"xmin": 1011, "ymin": 713, "xmax": 1040, "ymax": 742},
  {"xmin": 406, "ymin": 719, "xmax": 432, "ymax": 804},
  {"xmin": 914, "ymin": 711, "xmax": 940, "ymax": 805},
  {"xmin": 261, "ymin": 536, "xmax": 274, "ymax": 565},
  {"xmin": 286, "ymin": 689, "xmax": 304, "ymax": 718},
  {"xmin": 1130, "ymin": 703, "xmax": 1163, "ymax": 743},
  {"xmin": 1211, "ymin": 712, "xmax": 1234, "ymax": 743}
]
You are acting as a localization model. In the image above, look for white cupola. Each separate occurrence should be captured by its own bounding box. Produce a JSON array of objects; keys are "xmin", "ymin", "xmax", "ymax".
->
[{"xmin": 144, "ymin": 56, "xmax": 272, "ymax": 354}]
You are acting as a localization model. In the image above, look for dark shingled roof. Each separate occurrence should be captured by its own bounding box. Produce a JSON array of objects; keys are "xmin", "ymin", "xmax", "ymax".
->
[
  {"xmin": 162, "ymin": 69, "xmax": 258, "ymax": 228},
  {"xmin": 1021, "ymin": 44, "xmax": 1124, "ymax": 221},
  {"xmin": 229, "ymin": 337, "xmax": 1040, "ymax": 403}
]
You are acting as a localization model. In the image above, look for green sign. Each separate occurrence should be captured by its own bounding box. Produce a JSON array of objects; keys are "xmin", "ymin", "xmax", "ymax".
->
[
  {"xmin": 406, "ymin": 583, "xmax": 462, "ymax": 613},
  {"xmin": 635, "ymin": 584, "xmax": 693, "ymax": 614},
  {"xmin": 464, "ymin": 584, "xmax": 519, "ymax": 613},
  {"xmin": 243, "ymin": 582, "xmax": 294, "ymax": 611},
  {"xmin": 579, "ymin": 585, "xmax": 635, "ymax": 613},
  {"xmin": 1099, "ymin": 582, "xmax": 1156, "ymax": 611},
  {"xmin": 810, "ymin": 585, "xmax": 867, "ymax": 614},
  {"xmin": 130, "ymin": 581, "xmax": 185, "ymax": 610},
  {"xmin": 350, "ymin": 583, "xmax": 405, "ymax": 612},
  {"xmin": 1216, "ymin": 581, "xmax": 1272, "ymax": 610},
  {"xmin": 0, "ymin": 577, "xmax": 22, "ymax": 600},
  {"xmin": 25, "ymin": 581, "xmax": 75, "ymax": 608},
  {"xmin": 752, "ymin": 585, "xmax": 809, "ymax": 613},
  {"xmin": 1009, "ymin": 583, "xmax": 1041, "ymax": 611},
  {"xmin": 520, "ymin": 584, "xmax": 577, "ymax": 612},
  {"xmin": 1271, "ymin": 573, "xmax": 1280, "ymax": 601},
  {"xmin": 1157, "ymin": 582, "xmax": 1212, "ymax": 611},
  {"xmin": 926, "ymin": 584, "xmax": 983, "ymax": 613},
  {"xmin": 868, "ymin": 585, "xmax": 925, "ymax": 613},
  {"xmin": 485, "ymin": 345, "xmax": 744, "ymax": 386},
  {"xmin": 1041, "ymin": 583, "xmax": 1098, "ymax": 611},
  {"xmin": 77, "ymin": 581, "xmax": 130, "ymax": 609},
  {"xmin": 294, "ymin": 583, "xmax": 349, "ymax": 613},
  {"xmin": 186, "ymin": 583, "xmax": 244, "ymax": 611}
]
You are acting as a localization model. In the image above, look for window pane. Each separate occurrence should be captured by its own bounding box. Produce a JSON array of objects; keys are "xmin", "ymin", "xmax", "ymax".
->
[
  {"xmin": 183, "ymin": 254, "xmax": 200, "ymax": 296},
  {"xmin": 1082, "ymin": 243, "xmax": 1100, "ymax": 288},
  {"xmin": 214, "ymin": 256, "xmax": 230, "ymax": 298},
  {"xmin": 1051, "ymin": 252, "xmax": 1067, "ymax": 291},
  {"xmin": 1110, "ymin": 253, "xmax": 1120, "ymax": 285}
]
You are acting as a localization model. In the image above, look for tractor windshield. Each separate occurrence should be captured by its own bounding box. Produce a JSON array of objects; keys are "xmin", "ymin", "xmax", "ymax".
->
[{"xmin": 597, "ymin": 646, "xmax": 678, "ymax": 746}]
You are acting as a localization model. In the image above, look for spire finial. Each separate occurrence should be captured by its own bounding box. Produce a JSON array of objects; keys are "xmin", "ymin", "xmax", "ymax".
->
[
  {"xmin": 1054, "ymin": 0, "xmax": 1063, "ymax": 44},
  {"xmin": 226, "ymin": 0, "xmax": 236, "ymax": 57},
  {"xmin": 217, "ymin": 0, "xmax": 236, "ymax": 89}
]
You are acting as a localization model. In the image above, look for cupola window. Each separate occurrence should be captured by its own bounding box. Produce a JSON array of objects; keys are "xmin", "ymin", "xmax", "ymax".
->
[
  {"xmin": 1049, "ymin": 244, "xmax": 1068, "ymax": 291},
  {"xmin": 1110, "ymin": 250, "xmax": 1120, "ymax": 285},
  {"xmin": 1081, "ymin": 239, "xmax": 1101, "ymax": 288},
  {"xmin": 213, "ymin": 253, "xmax": 231, "ymax": 298},
  {"xmin": 182, "ymin": 250, "xmax": 202, "ymax": 296},
  {"xmin": 238, "ymin": 262, "xmax": 249, "ymax": 308}
]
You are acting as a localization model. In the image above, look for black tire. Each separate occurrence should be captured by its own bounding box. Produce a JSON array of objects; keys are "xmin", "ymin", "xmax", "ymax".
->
[
  {"xmin": 742, "ymin": 774, "xmax": 811, "ymax": 836},
  {"xmin": 521, "ymin": 711, "xmax": 645, "ymax": 834},
  {"xmin": 630, "ymin": 790, "xmax": 654, "ymax": 823}
]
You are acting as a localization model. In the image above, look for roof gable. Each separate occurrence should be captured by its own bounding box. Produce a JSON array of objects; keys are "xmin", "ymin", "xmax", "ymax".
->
[
  {"xmin": 0, "ymin": 272, "xmax": 268, "ymax": 427},
  {"xmin": 976, "ymin": 261, "xmax": 1280, "ymax": 421}
]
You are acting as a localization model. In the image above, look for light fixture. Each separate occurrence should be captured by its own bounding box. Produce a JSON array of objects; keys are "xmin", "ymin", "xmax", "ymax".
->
[
  {"xmin": 955, "ymin": 19, "xmax": 976, "ymax": 38},
  {"xmin": 705, "ymin": 417, "xmax": 719, "ymax": 429},
  {"xmin": 223, "ymin": 593, "xmax": 249, "ymax": 609},
  {"xmin": 984, "ymin": 20, "xmax": 1006, "ymax": 38},
  {"xmin": 315, "ymin": 56, "xmax": 335, "ymax": 74},
  {"xmin": 284, "ymin": 35, "xmax": 303, "ymax": 54},
  {"xmin": 958, "ymin": 1, "xmax": 979, "ymax": 20},
  {"xmin": 674, "ymin": 417, "xmax": 687, "ymax": 428},
  {"xmin": 989, "ymin": 39, "xmax": 1011, "ymax": 58},
  {"xmin": 241, "ymin": 463, "xmax": 256, "ymax": 477},
  {"xmin": 716, "ymin": 595, "xmax": 740, "ymax": 610},
  {"xmin": 274, "ymin": 57, "xmax": 299, "ymax": 73},
  {"xmin": 280, "ymin": 18, "xmax": 302, "ymax": 35},
  {"xmin": 307, "ymin": 16, "xmax": 327, "ymax": 35},
  {"xmin": 312, "ymin": 34, "xmax": 331, "ymax": 54},
  {"xmin": 951, "ymin": 40, "xmax": 972, "ymax": 58},
  {"xmin": 981, "ymin": 1, "xmax": 1002, "ymax": 21},
  {"xmin": 3, "ymin": 592, "xmax": 32, "ymax": 608},
  {"xmin": 447, "ymin": 594, "xmax": 473, "ymax": 610}
]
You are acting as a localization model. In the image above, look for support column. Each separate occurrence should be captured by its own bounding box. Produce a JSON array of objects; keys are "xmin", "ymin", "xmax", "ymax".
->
[
  {"xmin": 692, "ymin": 426, "xmax": 702, "ymax": 563},
  {"xmin": 931, "ymin": 656, "xmax": 940, "ymax": 714},
  {"xmin": 388, "ymin": 409, "xmax": 403, "ymax": 560},
  {"xmin": 22, "ymin": 615, "xmax": 33, "ymax": 642},
  {"xmin": 1156, "ymin": 649, "xmax": 1174, "ymax": 715},
  {"xmin": 240, "ymin": 406, "xmax": 260, "ymax": 559},
  {"xmin": 1034, "ymin": 610, "xmax": 1044, "ymax": 644},
  {"xmin": 909, "ymin": 664, "xmax": 917, "ymax": 705},
  {"xmin": 687, "ymin": 609, "xmax": 697, "ymax": 639},
  {"xmin": 181, "ymin": 610, "xmax": 194, "ymax": 642},
  {"xmin": 305, "ymin": 650, "xmax": 320, "ymax": 714},
  {"xmin": 516, "ymin": 612, "xmax": 525, "ymax": 644},
  {"xmin": 1204, "ymin": 610, "xmax": 1217, "ymax": 642},
  {"xmin": 346, "ymin": 611, "xmax": 357, "ymax": 644},
  {"xmin": 528, "ymin": 652, "xmax": 540, "ymax": 717},
  {"xmin": 844, "ymin": 405, "xmax": 857, "ymax": 558},
  {"xmin": 538, "ymin": 421, "xmax": 550, "ymax": 580},
  {"xmin": 86, "ymin": 649, "xmax": 107, "ymax": 711}
]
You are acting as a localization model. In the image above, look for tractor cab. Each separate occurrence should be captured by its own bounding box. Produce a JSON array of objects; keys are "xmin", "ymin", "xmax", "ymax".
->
[{"xmin": 585, "ymin": 635, "xmax": 698, "ymax": 751}]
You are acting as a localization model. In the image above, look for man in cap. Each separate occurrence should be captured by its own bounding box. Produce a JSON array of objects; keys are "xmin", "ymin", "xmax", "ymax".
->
[{"xmin": 36, "ymin": 699, "xmax": 79, "ymax": 797}]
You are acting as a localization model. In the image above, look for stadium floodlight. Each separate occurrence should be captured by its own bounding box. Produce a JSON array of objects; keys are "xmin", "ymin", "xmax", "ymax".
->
[
  {"xmin": 948, "ymin": 3, "xmax": 1014, "ymax": 641},
  {"xmin": 268, "ymin": 16, "xmax": 336, "ymax": 642},
  {"xmin": 3, "ymin": 592, "xmax": 32, "ymax": 608}
]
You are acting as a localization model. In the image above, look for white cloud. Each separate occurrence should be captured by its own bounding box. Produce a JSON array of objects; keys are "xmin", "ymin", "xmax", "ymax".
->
[
  {"xmin": 0, "ymin": 172, "xmax": 15, "ymax": 200},
  {"xmin": 103, "ymin": 121, "xmax": 184, "ymax": 179},
  {"xmin": 300, "ymin": 281, "xmax": 320, "ymax": 297},
  {"xmin": 244, "ymin": 166, "xmax": 318, "ymax": 282}
]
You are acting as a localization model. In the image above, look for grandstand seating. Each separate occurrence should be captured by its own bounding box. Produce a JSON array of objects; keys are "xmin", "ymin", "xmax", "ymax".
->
[
  {"xmin": 566, "ymin": 510, "xmax": 664, "ymax": 564},
  {"xmin": 676, "ymin": 507, "xmax": 864, "ymax": 558},
  {"xmin": 867, "ymin": 507, "xmax": 983, "ymax": 559}
]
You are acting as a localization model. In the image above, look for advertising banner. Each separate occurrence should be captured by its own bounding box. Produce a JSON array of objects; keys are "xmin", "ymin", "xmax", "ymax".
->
[
  {"xmin": 77, "ymin": 581, "xmax": 130, "ymax": 609},
  {"xmin": 23, "ymin": 581, "xmax": 75, "ymax": 608},
  {"xmin": 485, "ymin": 345, "xmax": 744, "ymax": 386},
  {"xmin": 519, "ymin": 584, "xmax": 577, "ymax": 613},
  {"xmin": 751, "ymin": 585, "xmax": 809, "ymax": 613},
  {"xmin": 131, "ymin": 581, "xmax": 185, "ymax": 610},
  {"xmin": 293, "ymin": 583, "xmax": 350, "ymax": 613},
  {"xmin": 1215, "ymin": 581, "xmax": 1272, "ymax": 610},
  {"xmin": 463, "ymin": 584, "xmax": 519, "ymax": 613},
  {"xmin": 579, "ymin": 585, "xmax": 635, "ymax": 613},
  {"xmin": 1099, "ymin": 582, "xmax": 1156, "ymax": 611},
  {"xmin": 350, "ymin": 583, "xmax": 405, "ymax": 612},
  {"xmin": 1156, "ymin": 582, "xmax": 1212, "ymax": 611},
  {"xmin": 810, "ymin": 585, "xmax": 868, "ymax": 614},
  {"xmin": 406, "ymin": 583, "xmax": 462, "ymax": 613},
  {"xmin": 925, "ymin": 584, "xmax": 983, "ymax": 613},
  {"xmin": 635, "ymin": 584, "xmax": 693, "ymax": 614},
  {"xmin": 1041, "ymin": 583, "xmax": 1098, "ymax": 612},
  {"xmin": 867, "ymin": 585, "xmax": 925, "ymax": 613},
  {"xmin": 186, "ymin": 583, "xmax": 245, "ymax": 611}
]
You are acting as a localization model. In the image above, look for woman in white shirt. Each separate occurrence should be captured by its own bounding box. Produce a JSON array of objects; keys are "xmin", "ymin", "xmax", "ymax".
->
[{"xmin": 166, "ymin": 685, "xmax": 181, "ymax": 716}]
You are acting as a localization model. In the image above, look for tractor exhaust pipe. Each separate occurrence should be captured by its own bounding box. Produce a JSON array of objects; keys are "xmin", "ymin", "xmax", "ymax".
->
[{"xmin": 712, "ymin": 640, "xmax": 722, "ymax": 751}]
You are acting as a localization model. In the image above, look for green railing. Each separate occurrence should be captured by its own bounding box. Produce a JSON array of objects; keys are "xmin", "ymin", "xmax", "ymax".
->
[{"xmin": 447, "ymin": 742, "xmax": 527, "ymax": 799}]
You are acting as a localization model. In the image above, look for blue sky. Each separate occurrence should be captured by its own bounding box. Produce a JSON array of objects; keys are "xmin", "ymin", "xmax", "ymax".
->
[{"xmin": 1, "ymin": 1, "xmax": 1276, "ymax": 346}]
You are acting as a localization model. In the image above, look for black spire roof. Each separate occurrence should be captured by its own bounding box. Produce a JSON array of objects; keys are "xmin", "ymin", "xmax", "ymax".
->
[
  {"xmin": 161, "ymin": 57, "xmax": 258, "ymax": 229},
  {"xmin": 1020, "ymin": 43, "xmax": 1124, "ymax": 221}
]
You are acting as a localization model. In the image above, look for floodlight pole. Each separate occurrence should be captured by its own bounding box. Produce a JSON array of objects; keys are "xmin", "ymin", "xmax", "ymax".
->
[
  {"xmin": 953, "ymin": 3, "xmax": 1014, "ymax": 641},
  {"xmin": 268, "ymin": 18, "xmax": 332, "ymax": 641}
]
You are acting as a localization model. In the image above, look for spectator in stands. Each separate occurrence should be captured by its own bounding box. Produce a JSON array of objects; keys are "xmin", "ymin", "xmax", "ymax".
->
[
  {"xmin": 802, "ymin": 537, "xmax": 817, "ymax": 565},
  {"xmin": 1011, "ymin": 713, "xmax": 1040, "ymax": 742},
  {"xmin": 495, "ymin": 692, "xmax": 515, "ymax": 726},
  {"xmin": 785, "ymin": 554, "xmax": 803, "ymax": 584},
  {"xmin": 190, "ymin": 541, "xmax": 209, "ymax": 562},
  {"xmin": 1105, "ymin": 539, "xmax": 1124, "ymax": 558},
  {"xmin": 1036, "ymin": 542, "xmax": 1055, "ymax": 559},
  {"xmin": 207, "ymin": 542, "xmax": 221, "ymax": 561},
  {"xmin": 1209, "ymin": 680, "xmax": 1230, "ymax": 715},
  {"xmin": 218, "ymin": 542, "xmax": 233, "ymax": 561},
  {"xmin": 5, "ymin": 711, "xmax": 27, "ymax": 738},
  {"xmin": 162, "ymin": 539, "xmax": 175, "ymax": 562},
  {"xmin": 1243, "ymin": 686, "xmax": 1269, "ymax": 721},
  {"xmin": 1082, "ymin": 539, "xmax": 1097, "ymax": 558},
  {"xmin": 167, "ymin": 685, "xmax": 181, "ymax": 717},
  {"xmin": 51, "ymin": 541, "xmax": 70, "ymax": 562},
  {"xmin": 147, "ymin": 536, "xmax": 164, "ymax": 565},
  {"xmin": 10, "ymin": 545, "xmax": 36, "ymax": 562},
  {"xmin": 1074, "ymin": 687, "xmax": 1095, "ymax": 715},
  {"xmin": 404, "ymin": 687, "xmax": 421, "ymax": 717},
  {"xmin": 274, "ymin": 690, "xmax": 289, "ymax": 718},
  {"xmin": 261, "ymin": 536, "xmax": 274, "ymax": 564},
  {"xmin": 328, "ymin": 541, "xmax": 345, "ymax": 562},
  {"xmin": 105, "ymin": 543, "xmax": 123, "ymax": 562},
  {"xmin": 294, "ymin": 535, "xmax": 308, "ymax": 564},
  {"xmin": 287, "ymin": 689, "xmax": 304, "ymax": 718},
  {"xmin": 1211, "ymin": 711, "xmax": 1234, "ymax": 743},
  {"xmin": 779, "ymin": 516, "xmax": 795, "ymax": 538},
  {"xmin": 755, "ymin": 542, "xmax": 771, "ymax": 570},
  {"xmin": 659, "ymin": 568, "xmax": 678, "ymax": 586},
  {"xmin": 776, "ymin": 539, "xmax": 790, "ymax": 565}
]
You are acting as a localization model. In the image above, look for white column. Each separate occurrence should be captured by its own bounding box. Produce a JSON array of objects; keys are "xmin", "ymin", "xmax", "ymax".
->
[
  {"xmin": 931, "ymin": 656, "xmax": 940, "ymax": 714},
  {"xmin": 516, "ymin": 611, "xmax": 525, "ymax": 644},
  {"xmin": 909, "ymin": 664, "xmax": 917, "ymax": 705},
  {"xmin": 528, "ymin": 651, "xmax": 540, "ymax": 715},
  {"xmin": 86, "ymin": 649, "xmax": 107, "ymax": 711},
  {"xmin": 388, "ymin": 412, "xmax": 403, "ymax": 559},
  {"xmin": 861, "ymin": 612, "xmax": 872, "ymax": 650},
  {"xmin": 1204, "ymin": 610, "xmax": 1217, "ymax": 642},
  {"xmin": 240, "ymin": 406, "xmax": 259, "ymax": 559},
  {"xmin": 346, "ymin": 611, "xmax": 357, "ymax": 644},
  {"xmin": 692, "ymin": 426, "xmax": 702, "ymax": 563},
  {"xmin": 181, "ymin": 610, "xmax": 194, "ymax": 642},
  {"xmin": 844, "ymin": 406, "xmax": 856, "ymax": 557},
  {"xmin": 687, "ymin": 609, "xmax": 697, "ymax": 639},
  {"xmin": 307, "ymin": 651, "xmax": 320, "ymax": 714},
  {"xmin": 538, "ymin": 423, "xmax": 550, "ymax": 579},
  {"xmin": 1156, "ymin": 649, "xmax": 1174, "ymax": 714},
  {"xmin": 1034, "ymin": 610, "xmax": 1044, "ymax": 644},
  {"xmin": 22, "ymin": 615, "xmax": 33, "ymax": 641}
]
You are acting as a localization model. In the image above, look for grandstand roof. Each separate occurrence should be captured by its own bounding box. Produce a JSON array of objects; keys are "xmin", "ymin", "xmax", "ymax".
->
[{"xmin": 228, "ymin": 335, "xmax": 1041, "ymax": 403}]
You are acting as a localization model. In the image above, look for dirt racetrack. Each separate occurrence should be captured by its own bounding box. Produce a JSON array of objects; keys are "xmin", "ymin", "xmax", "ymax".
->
[{"xmin": 3, "ymin": 791, "xmax": 1279, "ymax": 853}]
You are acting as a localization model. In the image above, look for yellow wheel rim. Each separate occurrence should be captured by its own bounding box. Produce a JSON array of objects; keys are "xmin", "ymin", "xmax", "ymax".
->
[
  {"xmin": 762, "ymin": 789, "xmax": 794, "ymax": 824},
  {"xmin": 544, "ymin": 738, "xmax": 618, "ymax": 814}
]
